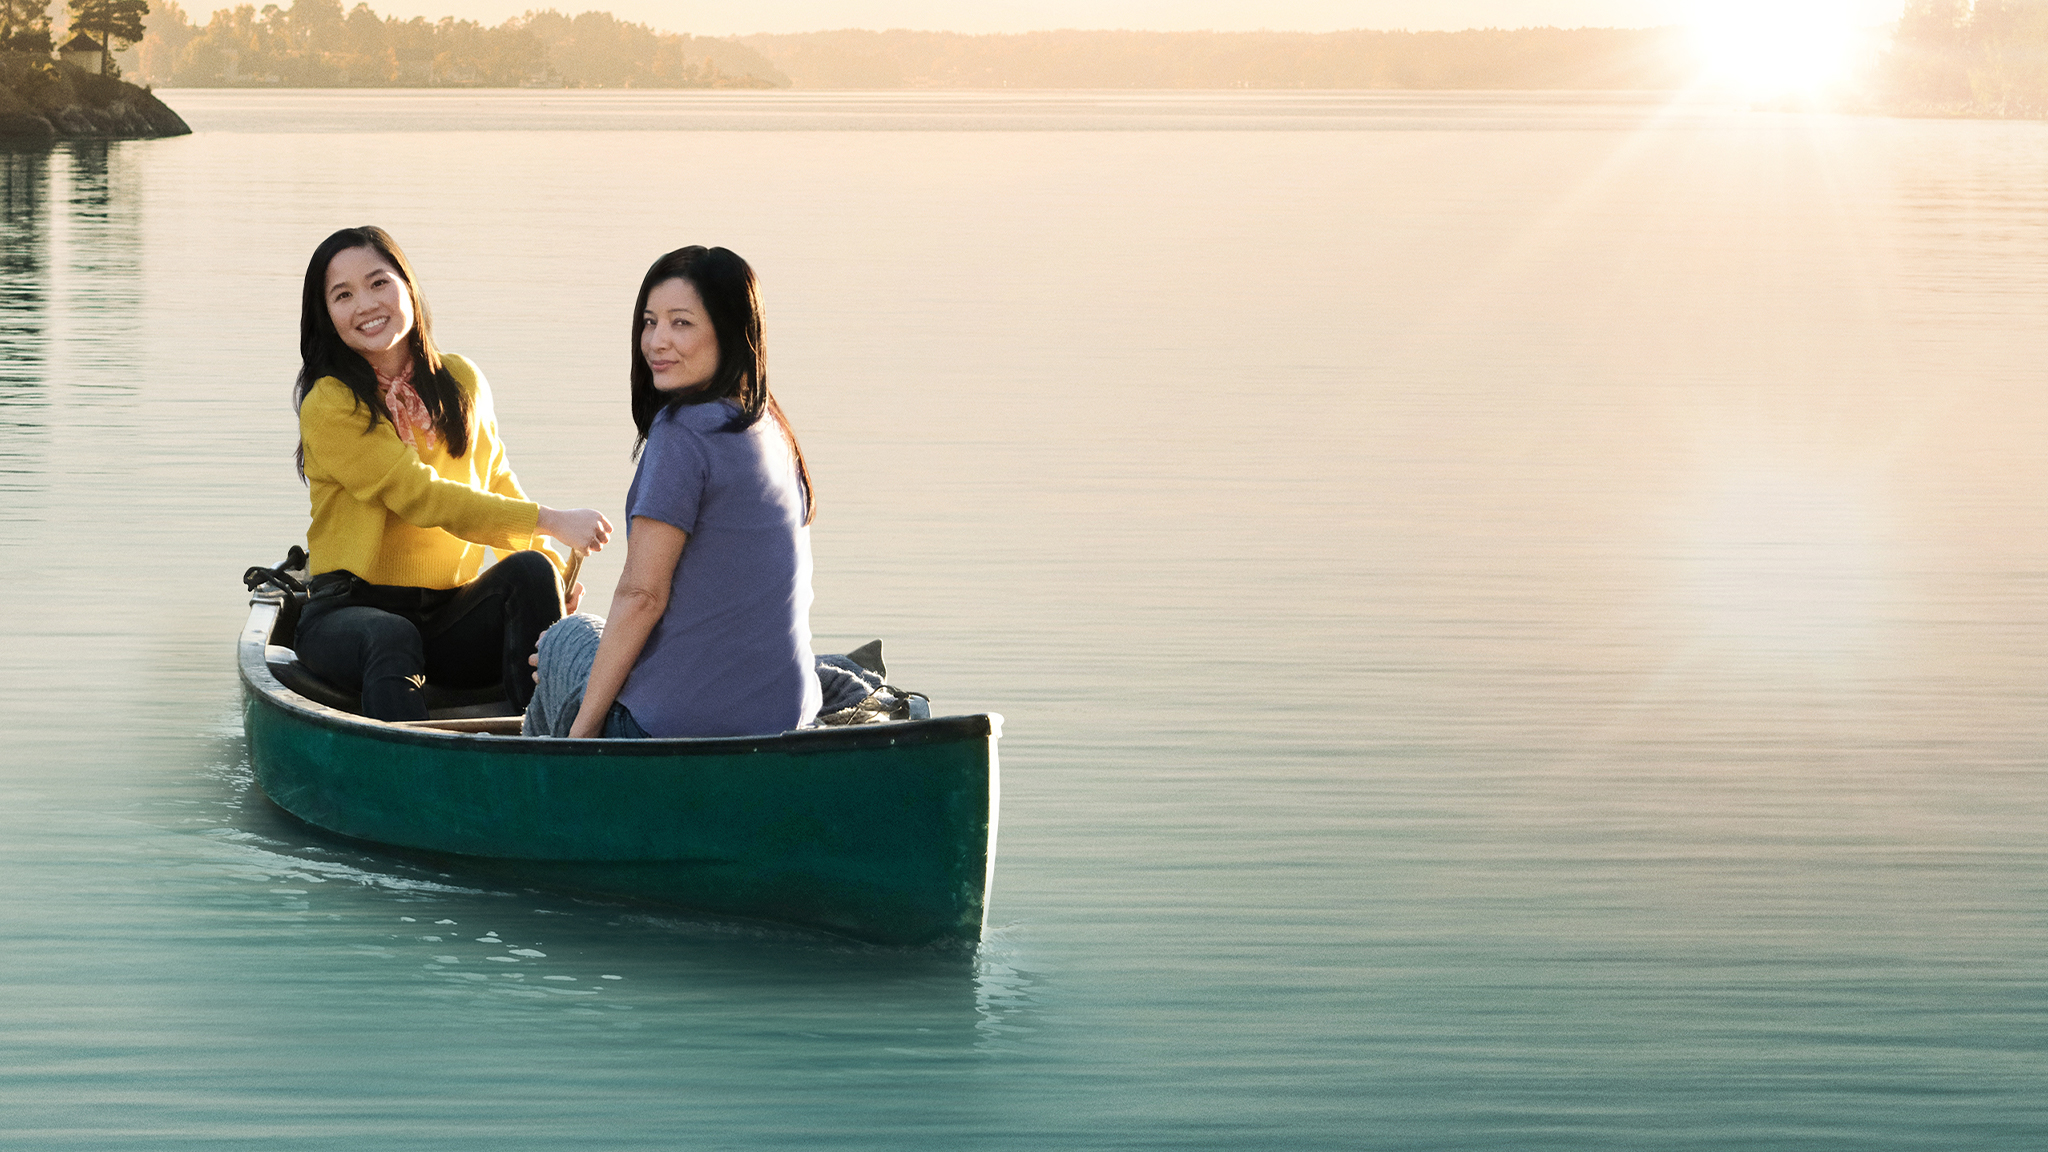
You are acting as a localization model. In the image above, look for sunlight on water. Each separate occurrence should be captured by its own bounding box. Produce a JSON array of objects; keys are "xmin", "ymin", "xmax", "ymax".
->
[
  {"xmin": 2, "ymin": 92, "xmax": 2046, "ymax": 1149},
  {"xmin": 1670, "ymin": 456, "xmax": 1893, "ymax": 664}
]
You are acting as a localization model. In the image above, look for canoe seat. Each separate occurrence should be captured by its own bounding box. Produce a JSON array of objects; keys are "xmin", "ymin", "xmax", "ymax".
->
[{"xmin": 264, "ymin": 645, "xmax": 521, "ymax": 719}]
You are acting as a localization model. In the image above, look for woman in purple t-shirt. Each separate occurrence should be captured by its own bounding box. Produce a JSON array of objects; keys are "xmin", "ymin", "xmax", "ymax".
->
[{"xmin": 526, "ymin": 246, "xmax": 820, "ymax": 738}]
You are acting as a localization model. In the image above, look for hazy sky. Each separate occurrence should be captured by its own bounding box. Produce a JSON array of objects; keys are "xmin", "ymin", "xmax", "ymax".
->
[{"xmin": 178, "ymin": 0, "xmax": 1912, "ymax": 37}]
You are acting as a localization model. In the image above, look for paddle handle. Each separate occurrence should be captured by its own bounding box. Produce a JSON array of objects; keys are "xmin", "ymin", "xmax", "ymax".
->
[
  {"xmin": 562, "ymin": 548, "xmax": 585, "ymax": 598},
  {"xmin": 543, "ymin": 536, "xmax": 586, "ymax": 603}
]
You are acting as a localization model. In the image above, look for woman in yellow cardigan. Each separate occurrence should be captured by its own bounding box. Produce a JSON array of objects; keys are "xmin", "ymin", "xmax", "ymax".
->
[{"xmin": 292, "ymin": 226, "xmax": 611, "ymax": 721}]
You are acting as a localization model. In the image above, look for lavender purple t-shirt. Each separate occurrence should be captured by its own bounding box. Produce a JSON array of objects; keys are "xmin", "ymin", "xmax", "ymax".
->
[{"xmin": 616, "ymin": 400, "xmax": 820, "ymax": 737}]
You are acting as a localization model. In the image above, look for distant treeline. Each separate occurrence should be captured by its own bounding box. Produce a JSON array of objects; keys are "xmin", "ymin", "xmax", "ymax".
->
[
  {"xmin": 1881, "ymin": 0, "xmax": 2048, "ymax": 115},
  {"xmin": 117, "ymin": 13, "xmax": 1705, "ymax": 90},
  {"xmin": 737, "ymin": 27, "xmax": 1698, "ymax": 90},
  {"xmin": 93, "ymin": 3, "xmax": 2048, "ymax": 120},
  {"xmin": 124, "ymin": 1, "xmax": 786, "ymax": 87}
]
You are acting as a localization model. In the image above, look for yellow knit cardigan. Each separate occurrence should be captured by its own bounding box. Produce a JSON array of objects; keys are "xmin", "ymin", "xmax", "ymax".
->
[{"xmin": 300, "ymin": 354, "xmax": 560, "ymax": 589}]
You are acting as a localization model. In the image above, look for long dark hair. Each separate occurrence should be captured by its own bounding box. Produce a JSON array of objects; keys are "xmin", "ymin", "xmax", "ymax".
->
[
  {"xmin": 293, "ymin": 226, "xmax": 471, "ymax": 479},
  {"xmin": 630, "ymin": 246, "xmax": 814, "ymax": 524}
]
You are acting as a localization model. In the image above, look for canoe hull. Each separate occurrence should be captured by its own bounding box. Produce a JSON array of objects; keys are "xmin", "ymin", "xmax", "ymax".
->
[{"xmin": 239, "ymin": 596, "xmax": 999, "ymax": 945}]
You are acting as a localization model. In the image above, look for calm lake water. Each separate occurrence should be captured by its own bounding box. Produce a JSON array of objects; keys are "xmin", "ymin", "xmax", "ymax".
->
[{"xmin": 3, "ymin": 89, "xmax": 2047, "ymax": 1148}]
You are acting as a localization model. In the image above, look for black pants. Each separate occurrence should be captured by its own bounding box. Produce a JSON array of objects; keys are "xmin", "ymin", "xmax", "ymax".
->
[{"xmin": 294, "ymin": 550, "xmax": 562, "ymax": 722}]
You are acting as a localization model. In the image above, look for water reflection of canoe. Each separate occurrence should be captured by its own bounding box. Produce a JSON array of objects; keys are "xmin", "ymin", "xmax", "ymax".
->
[{"xmin": 237, "ymin": 588, "xmax": 1001, "ymax": 946}]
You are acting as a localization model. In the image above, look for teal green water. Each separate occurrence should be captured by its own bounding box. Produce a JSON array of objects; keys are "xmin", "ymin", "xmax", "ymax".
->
[{"xmin": 2, "ymin": 91, "xmax": 2046, "ymax": 1148}]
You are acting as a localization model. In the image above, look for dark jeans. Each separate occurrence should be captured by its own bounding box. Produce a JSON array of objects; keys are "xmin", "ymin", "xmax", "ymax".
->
[{"xmin": 294, "ymin": 550, "xmax": 562, "ymax": 722}]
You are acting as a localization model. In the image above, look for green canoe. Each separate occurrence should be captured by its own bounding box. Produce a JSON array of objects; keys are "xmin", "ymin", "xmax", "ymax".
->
[{"xmin": 237, "ymin": 589, "xmax": 1001, "ymax": 946}]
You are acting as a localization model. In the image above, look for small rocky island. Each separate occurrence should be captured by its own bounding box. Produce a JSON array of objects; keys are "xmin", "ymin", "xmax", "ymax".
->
[{"xmin": 0, "ymin": 52, "xmax": 190, "ymax": 142}]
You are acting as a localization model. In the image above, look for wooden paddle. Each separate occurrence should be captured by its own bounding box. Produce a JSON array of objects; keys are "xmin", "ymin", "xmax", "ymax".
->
[
  {"xmin": 545, "ymin": 537, "xmax": 586, "ymax": 609},
  {"xmin": 562, "ymin": 547, "xmax": 585, "ymax": 599}
]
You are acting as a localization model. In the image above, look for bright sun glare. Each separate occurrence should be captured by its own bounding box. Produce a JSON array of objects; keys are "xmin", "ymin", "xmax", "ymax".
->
[{"xmin": 1688, "ymin": 0, "xmax": 1864, "ymax": 99}]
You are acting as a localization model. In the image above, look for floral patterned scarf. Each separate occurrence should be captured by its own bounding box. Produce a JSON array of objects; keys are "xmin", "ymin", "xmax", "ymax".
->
[{"xmin": 375, "ymin": 359, "xmax": 441, "ymax": 453}]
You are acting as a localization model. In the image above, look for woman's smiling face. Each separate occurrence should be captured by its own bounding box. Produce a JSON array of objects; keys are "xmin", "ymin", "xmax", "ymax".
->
[
  {"xmin": 641, "ymin": 277, "xmax": 720, "ymax": 393},
  {"xmin": 325, "ymin": 245, "xmax": 415, "ymax": 367}
]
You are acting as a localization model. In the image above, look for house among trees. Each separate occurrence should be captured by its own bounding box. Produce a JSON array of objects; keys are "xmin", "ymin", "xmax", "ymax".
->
[
  {"xmin": 59, "ymin": 31, "xmax": 104, "ymax": 71},
  {"xmin": 56, "ymin": 0, "xmax": 150, "ymax": 76}
]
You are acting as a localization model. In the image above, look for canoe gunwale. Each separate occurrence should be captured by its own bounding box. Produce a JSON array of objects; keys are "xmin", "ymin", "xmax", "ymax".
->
[{"xmin": 240, "ymin": 591, "xmax": 1001, "ymax": 755}]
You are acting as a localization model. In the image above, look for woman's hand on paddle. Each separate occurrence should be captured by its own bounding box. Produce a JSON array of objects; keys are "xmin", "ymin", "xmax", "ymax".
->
[
  {"xmin": 564, "ymin": 580, "xmax": 585, "ymax": 615},
  {"xmin": 536, "ymin": 506, "xmax": 612, "ymax": 554}
]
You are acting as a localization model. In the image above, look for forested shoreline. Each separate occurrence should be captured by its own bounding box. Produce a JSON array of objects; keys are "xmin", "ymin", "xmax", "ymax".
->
[
  {"xmin": 112, "ymin": 9, "xmax": 1694, "ymax": 91},
  {"xmin": 1880, "ymin": 0, "xmax": 2048, "ymax": 116},
  {"xmin": 734, "ymin": 27, "xmax": 1696, "ymax": 90},
  {"xmin": 122, "ymin": 0, "xmax": 785, "ymax": 87}
]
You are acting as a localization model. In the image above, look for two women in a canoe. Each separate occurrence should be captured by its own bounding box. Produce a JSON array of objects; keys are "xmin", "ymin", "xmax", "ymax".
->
[{"xmin": 291, "ymin": 229, "xmax": 820, "ymax": 738}]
